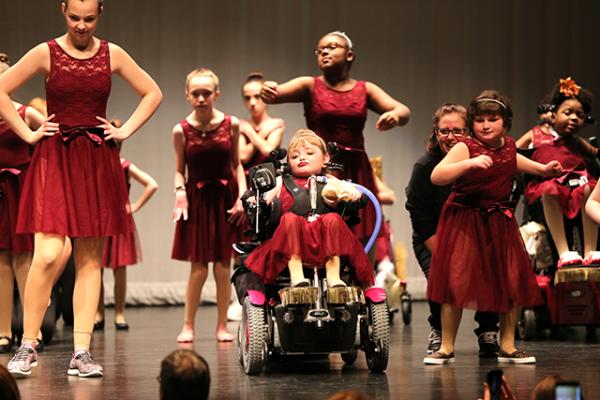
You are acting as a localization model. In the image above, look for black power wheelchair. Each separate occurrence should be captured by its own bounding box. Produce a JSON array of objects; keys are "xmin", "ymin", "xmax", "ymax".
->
[{"xmin": 231, "ymin": 148, "xmax": 391, "ymax": 375}]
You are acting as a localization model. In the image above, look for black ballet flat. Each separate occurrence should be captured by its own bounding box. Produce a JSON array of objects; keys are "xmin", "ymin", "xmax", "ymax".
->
[
  {"xmin": 36, "ymin": 338, "xmax": 45, "ymax": 353},
  {"xmin": 115, "ymin": 322, "xmax": 129, "ymax": 331},
  {"xmin": 94, "ymin": 320, "xmax": 105, "ymax": 331},
  {"xmin": 0, "ymin": 336, "xmax": 12, "ymax": 353}
]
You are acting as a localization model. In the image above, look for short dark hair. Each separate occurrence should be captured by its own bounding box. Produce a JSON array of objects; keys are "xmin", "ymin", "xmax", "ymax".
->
[
  {"xmin": 159, "ymin": 350, "xmax": 210, "ymax": 400},
  {"xmin": 467, "ymin": 89, "xmax": 513, "ymax": 132},
  {"xmin": 0, "ymin": 365, "xmax": 20, "ymax": 400}
]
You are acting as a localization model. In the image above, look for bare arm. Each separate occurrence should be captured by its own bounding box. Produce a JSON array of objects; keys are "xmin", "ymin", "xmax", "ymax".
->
[
  {"xmin": 585, "ymin": 183, "xmax": 600, "ymax": 224},
  {"xmin": 516, "ymin": 153, "xmax": 562, "ymax": 176},
  {"xmin": 260, "ymin": 77, "xmax": 313, "ymax": 104},
  {"xmin": 515, "ymin": 130, "xmax": 533, "ymax": 149},
  {"xmin": 374, "ymin": 175, "xmax": 396, "ymax": 205},
  {"xmin": 227, "ymin": 117, "xmax": 247, "ymax": 226},
  {"xmin": 23, "ymin": 104, "xmax": 45, "ymax": 130},
  {"xmin": 172, "ymin": 124, "xmax": 188, "ymax": 222},
  {"xmin": 0, "ymin": 44, "xmax": 56, "ymax": 143},
  {"xmin": 239, "ymin": 118, "xmax": 285, "ymax": 163},
  {"xmin": 127, "ymin": 162, "xmax": 158, "ymax": 213},
  {"xmin": 424, "ymin": 235, "xmax": 438, "ymax": 255},
  {"xmin": 366, "ymin": 81, "xmax": 410, "ymax": 130},
  {"xmin": 431, "ymin": 142, "xmax": 492, "ymax": 185},
  {"xmin": 102, "ymin": 44, "xmax": 162, "ymax": 141}
]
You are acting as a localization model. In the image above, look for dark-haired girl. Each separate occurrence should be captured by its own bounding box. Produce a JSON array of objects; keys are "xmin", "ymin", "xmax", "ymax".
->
[{"xmin": 423, "ymin": 91, "xmax": 562, "ymax": 365}]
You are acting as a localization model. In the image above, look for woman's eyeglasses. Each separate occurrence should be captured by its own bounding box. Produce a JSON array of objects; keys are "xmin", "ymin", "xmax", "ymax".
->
[{"xmin": 435, "ymin": 128, "xmax": 466, "ymax": 137}]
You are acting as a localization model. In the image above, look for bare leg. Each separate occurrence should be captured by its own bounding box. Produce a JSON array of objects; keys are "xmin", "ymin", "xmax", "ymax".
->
[
  {"xmin": 288, "ymin": 255, "xmax": 306, "ymax": 286},
  {"xmin": 582, "ymin": 186, "xmax": 599, "ymax": 258},
  {"xmin": 72, "ymin": 237, "xmax": 104, "ymax": 351},
  {"xmin": 0, "ymin": 252, "xmax": 15, "ymax": 339},
  {"xmin": 11, "ymin": 252, "xmax": 43, "ymax": 341},
  {"xmin": 499, "ymin": 306, "xmax": 519, "ymax": 354},
  {"xmin": 439, "ymin": 304, "xmax": 463, "ymax": 355},
  {"xmin": 96, "ymin": 270, "xmax": 105, "ymax": 324},
  {"xmin": 177, "ymin": 262, "xmax": 208, "ymax": 342},
  {"xmin": 325, "ymin": 255, "xmax": 346, "ymax": 287},
  {"xmin": 51, "ymin": 238, "xmax": 72, "ymax": 286},
  {"xmin": 214, "ymin": 261, "xmax": 234, "ymax": 342},
  {"xmin": 113, "ymin": 267, "xmax": 127, "ymax": 325},
  {"xmin": 22, "ymin": 233, "xmax": 65, "ymax": 346},
  {"xmin": 541, "ymin": 194, "xmax": 570, "ymax": 256}
]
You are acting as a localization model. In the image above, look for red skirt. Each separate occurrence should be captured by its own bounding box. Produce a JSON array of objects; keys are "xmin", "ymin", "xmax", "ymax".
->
[
  {"xmin": 0, "ymin": 171, "xmax": 33, "ymax": 252},
  {"xmin": 17, "ymin": 134, "xmax": 133, "ymax": 237},
  {"xmin": 171, "ymin": 180, "xmax": 238, "ymax": 264},
  {"xmin": 525, "ymin": 174, "xmax": 596, "ymax": 219},
  {"xmin": 102, "ymin": 223, "xmax": 141, "ymax": 268},
  {"xmin": 245, "ymin": 212, "xmax": 375, "ymax": 287},
  {"xmin": 427, "ymin": 197, "xmax": 543, "ymax": 313}
]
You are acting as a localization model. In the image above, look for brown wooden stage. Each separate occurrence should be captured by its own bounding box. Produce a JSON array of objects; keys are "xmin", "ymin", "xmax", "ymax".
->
[{"xmin": 2, "ymin": 302, "xmax": 598, "ymax": 399}]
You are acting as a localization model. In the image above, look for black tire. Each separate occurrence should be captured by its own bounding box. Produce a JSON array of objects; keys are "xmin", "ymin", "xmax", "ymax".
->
[
  {"xmin": 341, "ymin": 348, "xmax": 358, "ymax": 365},
  {"xmin": 518, "ymin": 308, "xmax": 536, "ymax": 341},
  {"xmin": 401, "ymin": 295, "xmax": 412, "ymax": 325},
  {"xmin": 365, "ymin": 302, "xmax": 390, "ymax": 372},
  {"xmin": 240, "ymin": 297, "xmax": 266, "ymax": 375}
]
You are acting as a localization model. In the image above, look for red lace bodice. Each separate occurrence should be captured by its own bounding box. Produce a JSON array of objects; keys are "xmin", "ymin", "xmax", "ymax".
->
[
  {"xmin": 452, "ymin": 136, "xmax": 517, "ymax": 202},
  {"xmin": 181, "ymin": 116, "xmax": 234, "ymax": 183},
  {"xmin": 531, "ymin": 126, "xmax": 556, "ymax": 147},
  {"xmin": 304, "ymin": 77, "xmax": 367, "ymax": 149},
  {"xmin": 46, "ymin": 39, "xmax": 111, "ymax": 128},
  {"xmin": 0, "ymin": 106, "xmax": 30, "ymax": 169}
]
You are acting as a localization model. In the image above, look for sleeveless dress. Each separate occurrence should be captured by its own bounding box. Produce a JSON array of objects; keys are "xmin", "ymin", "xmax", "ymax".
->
[
  {"xmin": 102, "ymin": 159, "xmax": 142, "ymax": 268},
  {"xmin": 427, "ymin": 137, "xmax": 542, "ymax": 313},
  {"xmin": 171, "ymin": 116, "xmax": 239, "ymax": 263},
  {"xmin": 531, "ymin": 125, "xmax": 556, "ymax": 147},
  {"xmin": 524, "ymin": 136, "xmax": 596, "ymax": 219},
  {"xmin": 0, "ymin": 106, "xmax": 33, "ymax": 252},
  {"xmin": 304, "ymin": 77, "xmax": 377, "ymax": 242},
  {"xmin": 17, "ymin": 39, "xmax": 133, "ymax": 237},
  {"xmin": 245, "ymin": 177, "xmax": 375, "ymax": 287}
]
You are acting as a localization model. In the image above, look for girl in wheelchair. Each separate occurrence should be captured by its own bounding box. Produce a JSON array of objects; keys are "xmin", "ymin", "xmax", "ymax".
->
[
  {"xmin": 524, "ymin": 78, "xmax": 599, "ymax": 268},
  {"xmin": 244, "ymin": 129, "xmax": 375, "ymax": 289}
]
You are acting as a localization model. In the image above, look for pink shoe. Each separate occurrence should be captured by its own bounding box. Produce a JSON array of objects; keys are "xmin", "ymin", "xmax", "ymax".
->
[
  {"xmin": 557, "ymin": 251, "xmax": 583, "ymax": 269},
  {"xmin": 583, "ymin": 251, "xmax": 600, "ymax": 266}
]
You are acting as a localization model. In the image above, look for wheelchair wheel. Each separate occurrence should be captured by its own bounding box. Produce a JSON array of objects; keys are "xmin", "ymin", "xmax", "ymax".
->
[
  {"xmin": 341, "ymin": 348, "xmax": 358, "ymax": 365},
  {"xmin": 518, "ymin": 308, "xmax": 536, "ymax": 341},
  {"xmin": 239, "ymin": 297, "xmax": 266, "ymax": 375},
  {"xmin": 401, "ymin": 293, "xmax": 412, "ymax": 325},
  {"xmin": 364, "ymin": 302, "xmax": 390, "ymax": 372}
]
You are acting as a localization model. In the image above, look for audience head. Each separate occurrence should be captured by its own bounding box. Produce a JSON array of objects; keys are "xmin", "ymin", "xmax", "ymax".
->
[
  {"xmin": 0, "ymin": 365, "xmax": 20, "ymax": 400},
  {"xmin": 159, "ymin": 349, "xmax": 210, "ymax": 400}
]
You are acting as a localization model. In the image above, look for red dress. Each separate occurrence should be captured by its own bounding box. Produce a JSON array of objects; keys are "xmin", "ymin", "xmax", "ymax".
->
[
  {"xmin": 531, "ymin": 125, "xmax": 556, "ymax": 147},
  {"xmin": 0, "ymin": 106, "xmax": 33, "ymax": 252},
  {"xmin": 245, "ymin": 177, "xmax": 375, "ymax": 287},
  {"xmin": 17, "ymin": 39, "xmax": 133, "ymax": 237},
  {"xmin": 427, "ymin": 137, "xmax": 542, "ymax": 313},
  {"xmin": 102, "ymin": 159, "xmax": 142, "ymax": 268},
  {"xmin": 171, "ymin": 116, "xmax": 239, "ymax": 263},
  {"xmin": 524, "ymin": 137, "xmax": 596, "ymax": 219},
  {"xmin": 304, "ymin": 77, "xmax": 377, "ymax": 242}
]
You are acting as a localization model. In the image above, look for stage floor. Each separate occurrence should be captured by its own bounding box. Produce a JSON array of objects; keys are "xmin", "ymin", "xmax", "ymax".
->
[{"xmin": 1, "ymin": 302, "xmax": 598, "ymax": 399}]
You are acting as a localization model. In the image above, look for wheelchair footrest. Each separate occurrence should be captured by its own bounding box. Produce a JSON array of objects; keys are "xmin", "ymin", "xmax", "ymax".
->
[
  {"xmin": 279, "ymin": 287, "xmax": 318, "ymax": 306},
  {"xmin": 326, "ymin": 286, "xmax": 362, "ymax": 305}
]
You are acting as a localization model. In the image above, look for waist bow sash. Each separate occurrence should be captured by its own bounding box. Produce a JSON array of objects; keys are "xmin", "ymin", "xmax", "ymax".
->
[
  {"xmin": 451, "ymin": 196, "xmax": 516, "ymax": 219},
  {"xmin": 60, "ymin": 125, "xmax": 105, "ymax": 146}
]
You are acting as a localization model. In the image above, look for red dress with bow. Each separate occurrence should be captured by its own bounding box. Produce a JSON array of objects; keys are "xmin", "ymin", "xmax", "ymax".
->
[
  {"xmin": 17, "ymin": 40, "xmax": 133, "ymax": 237},
  {"xmin": 0, "ymin": 105, "xmax": 33, "ymax": 252},
  {"xmin": 427, "ymin": 137, "xmax": 542, "ymax": 313},
  {"xmin": 171, "ymin": 116, "xmax": 239, "ymax": 263}
]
